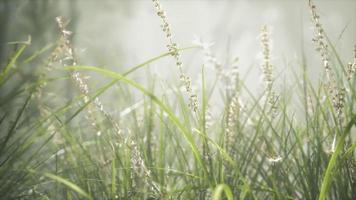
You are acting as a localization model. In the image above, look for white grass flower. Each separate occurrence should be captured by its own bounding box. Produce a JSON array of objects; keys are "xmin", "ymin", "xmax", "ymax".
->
[
  {"xmin": 96, "ymin": 131, "xmax": 102, "ymax": 137},
  {"xmin": 152, "ymin": 0, "xmax": 199, "ymax": 112},
  {"xmin": 267, "ymin": 155, "xmax": 282, "ymax": 163},
  {"xmin": 259, "ymin": 25, "xmax": 278, "ymax": 118},
  {"xmin": 331, "ymin": 134, "xmax": 336, "ymax": 153},
  {"xmin": 192, "ymin": 35, "xmax": 215, "ymax": 50}
]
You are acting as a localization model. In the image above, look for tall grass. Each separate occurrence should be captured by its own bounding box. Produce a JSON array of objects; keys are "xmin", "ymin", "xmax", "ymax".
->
[{"xmin": 0, "ymin": 0, "xmax": 355, "ymax": 199}]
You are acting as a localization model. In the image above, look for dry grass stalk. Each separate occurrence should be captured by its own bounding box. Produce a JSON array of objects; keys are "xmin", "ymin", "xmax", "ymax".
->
[
  {"xmin": 308, "ymin": 1, "xmax": 334, "ymax": 82},
  {"xmin": 260, "ymin": 25, "xmax": 273, "ymax": 91},
  {"xmin": 308, "ymin": 1, "xmax": 346, "ymax": 120},
  {"xmin": 54, "ymin": 16, "xmax": 102, "ymax": 134},
  {"xmin": 225, "ymin": 93, "xmax": 240, "ymax": 155},
  {"xmin": 260, "ymin": 25, "xmax": 278, "ymax": 118},
  {"xmin": 54, "ymin": 16, "xmax": 159, "ymax": 194},
  {"xmin": 224, "ymin": 58, "xmax": 242, "ymax": 155},
  {"xmin": 347, "ymin": 45, "xmax": 356, "ymax": 81},
  {"xmin": 308, "ymin": 1, "xmax": 348, "ymax": 157},
  {"xmin": 152, "ymin": 0, "xmax": 199, "ymax": 113}
]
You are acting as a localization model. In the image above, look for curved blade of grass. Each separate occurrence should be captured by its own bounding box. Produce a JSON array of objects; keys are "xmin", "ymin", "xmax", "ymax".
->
[
  {"xmin": 22, "ymin": 43, "xmax": 55, "ymax": 64},
  {"xmin": 0, "ymin": 43, "xmax": 28, "ymax": 87},
  {"xmin": 0, "ymin": 46, "xmax": 200, "ymax": 195},
  {"xmin": 212, "ymin": 183, "xmax": 233, "ymax": 200},
  {"xmin": 122, "ymin": 46, "xmax": 198, "ymax": 76},
  {"xmin": 0, "ymin": 76, "xmax": 69, "ymax": 108},
  {"xmin": 341, "ymin": 143, "xmax": 356, "ymax": 161},
  {"xmin": 2, "ymin": 46, "xmax": 197, "ymax": 165},
  {"xmin": 239, "ymin": 180, "xmax": 251, "ymax": 200},
  {"xmin": 60, "ymin": 46, "xmax": 198, "ymax": 124},
  {"xmin": 14, "ymin": 46, "xmax": 197, "ymax": 142},
  {"xmin": 42, "ymin": 172, "xmax": 93, "ymax": 200},
  {"xmin": 193, "ymin": 128, "xmax": 234, "ymax": 166},
  {"xmin": 65, "ymin": 65, "xmax": 209, "ymax": 179},
  {"xmin": 0, "ymin": 92, "xmax": 32, "ymax": 156},
  {"xmin": 318, "ymin": 115, "xmax": 356, "ymax": 200},
  {"xmin": 324, "ymin": 34, "xmax": 346, "ymax": 75}
]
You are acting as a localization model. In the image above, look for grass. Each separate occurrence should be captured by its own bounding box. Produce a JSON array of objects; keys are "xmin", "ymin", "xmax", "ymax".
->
[{"xmin": 0, "ymin": 0, "xmax": 355, "ymax": 199}]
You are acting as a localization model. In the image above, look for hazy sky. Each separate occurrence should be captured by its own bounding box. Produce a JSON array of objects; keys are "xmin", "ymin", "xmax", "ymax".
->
[
  {"xmin": 68, "ymin": 0, "xmax": 355, "ymax": 90},
  {"xmin": 1, "ymin": 0, "xmax": 355, "ymax": 101}
]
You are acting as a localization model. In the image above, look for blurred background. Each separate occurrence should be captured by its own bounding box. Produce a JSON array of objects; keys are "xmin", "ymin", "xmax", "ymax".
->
[{"xmin": 0, "ymin": 0, "xmax": 355, "ymax": 104}]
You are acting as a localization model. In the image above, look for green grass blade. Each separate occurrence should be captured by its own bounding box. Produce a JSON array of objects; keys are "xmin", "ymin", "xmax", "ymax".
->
[
  {"xmin": 65, "ymin": 65, "xmax": 209, "ymax": 178},
  {"xmin": 111, "ymin": 151, "xmax": 117, "ymax": 199},
  {"xmin": 318, "ymin": 115, "xmax": 356, "ymax": 200},
  {"xmin": 212, "ymin": 183, "xmax": 233, "ymax": 200},
  {"xmin": 0, "ymin": 43, "xmax": 29, "ymax": 87},
  {"xmin": 43, "ymin": 172, "xmax": 93, "ymax": 200}
]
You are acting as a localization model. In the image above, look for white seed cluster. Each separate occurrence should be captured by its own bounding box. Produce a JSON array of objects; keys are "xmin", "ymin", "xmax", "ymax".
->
[
  {"xmin": 309, "ymin": 1, "xmax": 333, "ymax": 81},
  {"xmin": 260, "ymin": 25, "xmax": 278, "ymax": 117},
  {"xmin": 55, "ymin": 16, "xmax": 103, "ymax": 134},
  {"xmin": 152, "ymin": 0, "xmax": 199, "ymax": 113},
  {"xmin": 230, "ymin": 60, "xmax": 240, "ymax": 89},
  {"xmin": 225, "ymin": 93, "xmax": 240, "ymax": 154},
  {"xmin": 306, "ymin": 94, "xmax": 314, "ymax": 116},
  {"xmin": 56, "ymin": 16, "xmax": 120, "ymax": 134},
  {"xmin": 260, "ymin": 25, "xmax": 274, "ymax": 90},
  {"xmin": 204, "ymin": 106, "xmax": 213, "ymax": 130},
  {"xmin": 308, "ymin": 1, "xmax": 346, "ymax": 120},
  {"xmin": 193, "ymin": 37, "xmax": 223, "ymax": 75},
  {"xmin": 225, "ymin": 58, "xmax": 240, "ymax": 93},
  {"xmin": 332, "ymin": 86, "xmax": 346, "ymax": 118},
  {"xmin": 129, "ymin": 140, "xmax": 160, "ymax": 193},
  {"xmin": 347, "ymin": 45, "xmax": 356, "ymax": 81},
  {"xmin": 224, "ymin": 59, "xmax": 242, "ymax": 151},
  {"xmin": 267, "ymin": 155, "xmax": 282, "ymax": 163},
  {"xmin": 308, "ymin": 1, "xmax": 346, "ymax": 158},
  {"xmin": 55, "ymin": 16, "xmax": 158, "ymax": 194},
  {"xmin": 54, "ymin": 17, "xmax": 76, "ymax": 65}
]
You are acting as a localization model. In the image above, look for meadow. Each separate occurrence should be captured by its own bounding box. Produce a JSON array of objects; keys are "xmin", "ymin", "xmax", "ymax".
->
[{"xmin": 0, "ymin": 0, "xmax": 355, "ymax": 199}]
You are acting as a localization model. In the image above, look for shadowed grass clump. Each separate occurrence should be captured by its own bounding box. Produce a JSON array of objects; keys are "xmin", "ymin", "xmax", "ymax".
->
[{"xmin": 0, "ymin": 0, "xmax": 355, "ymax": 199}]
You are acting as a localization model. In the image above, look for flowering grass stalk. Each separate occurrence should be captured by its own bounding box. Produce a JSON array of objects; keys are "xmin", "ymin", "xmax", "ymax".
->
[{"xmin": 152, "ymin": 0, "xmax": 199, "ymax": 113}]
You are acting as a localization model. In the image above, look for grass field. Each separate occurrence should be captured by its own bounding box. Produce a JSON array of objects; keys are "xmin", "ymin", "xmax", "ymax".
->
[{"xmin": 0, "ymin": 0, "xmax": 355, "ymax": 199}]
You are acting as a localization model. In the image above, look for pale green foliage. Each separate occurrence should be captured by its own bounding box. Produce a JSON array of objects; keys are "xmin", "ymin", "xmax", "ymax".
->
[{"xmin": 0, "ymin": 1, "xmax": 355, "ymax": 199}]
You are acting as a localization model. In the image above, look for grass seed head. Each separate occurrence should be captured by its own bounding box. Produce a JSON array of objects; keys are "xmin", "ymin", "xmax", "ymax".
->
[
  {"xmin": 309, "ymin": 0, "xmax": 334, "ymax": 81},
  {"xmin": 259, "ymin": 25, "xmax": 278, "ymax": 117},
  {"xmin": 225, "ymin": 93, "xmax": 240, "ymax": 155},
  {"xmin": 152, "ymin": 0, "xmax": 199, "ymax": 113},
  {"xmin": 260, "ymin": 25, "xmax": 274, "ymax": 91},
  {"xmin": 347, "ymin": 45, "xmax": 356, "ymax": 80}
]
